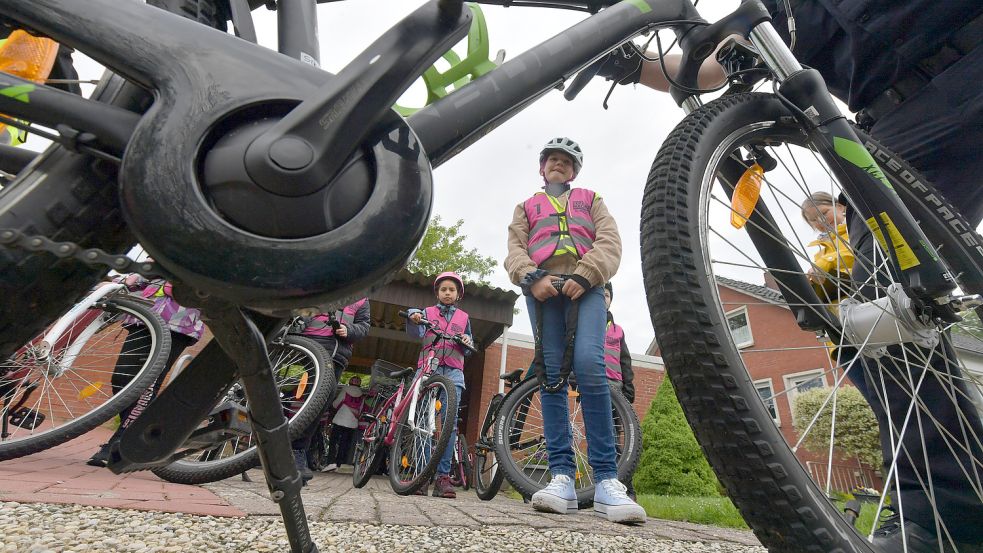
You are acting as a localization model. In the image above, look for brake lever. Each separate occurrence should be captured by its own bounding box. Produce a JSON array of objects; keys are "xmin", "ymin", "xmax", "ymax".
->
[{"xmin": 243, "ymin": 1, "xmax": 472, "ymax": 195}]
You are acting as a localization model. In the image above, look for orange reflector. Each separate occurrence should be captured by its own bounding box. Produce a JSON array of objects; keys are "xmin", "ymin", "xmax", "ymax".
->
[
  {"xmin": 294, "ymin": 371, "xmax": 309, "ymax": 400},
  {"xmin": 78, "ymin": 381, "xmax": 104, "ymax": 400},
  {"xmin": 567, "ymin": 389, "xmax": 579, "ymax": 398},
  {"xmin": 730, "ymin": 163, "xmax": 764, "ymax": 229},
  {"xmin": 0, "ymin": 31, "xmax": 59, "ymax": 145},
  {"xmin": 380, "ymin": 415, "xmax": 387, "ymax": 423},
  {"xmin": 435, "ymin": 399, "xmax": 442, "ymax": 412},
  {"xmin": 401, "ymin": 455, "xmax": 409, "ymax": 469}
]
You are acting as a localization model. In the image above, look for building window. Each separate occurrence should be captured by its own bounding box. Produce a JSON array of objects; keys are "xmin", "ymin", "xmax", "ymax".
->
[
  {"xmin": 754, "ymin": 379, "xmax": 780, "ymax": 426},
  {"xmin": 784, "ymin": 369, "xmax": 827, "ymax": 419},
  {"xmin": 726, "ymin": 306, "xmax": 753, "ymax": 348}
]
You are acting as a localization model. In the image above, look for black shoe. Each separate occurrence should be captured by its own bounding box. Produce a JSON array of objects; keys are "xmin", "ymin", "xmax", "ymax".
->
[
  {"xmin": 293, "ymin": 450, "xmax": 314, "ymax": 483},
  {"xmin": 86, "ymin": 443, "xmax": 112, "ymax": 467},
  {"xmin": 872, "ymin": 514, "xmax": 982, "ymax": 553}
]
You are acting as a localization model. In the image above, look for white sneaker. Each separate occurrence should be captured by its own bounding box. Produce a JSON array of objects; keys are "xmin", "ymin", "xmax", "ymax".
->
[
  {"xmin": 531, "ymin": 474, "xmax": 577, "ymax": 514},
  {"xmin": 593, "ymin": 479, "xmax": 646, "ymax": 524},
  {"xmin": 321, "ymin": 463, "xmax": 338, "ymax": 473}
]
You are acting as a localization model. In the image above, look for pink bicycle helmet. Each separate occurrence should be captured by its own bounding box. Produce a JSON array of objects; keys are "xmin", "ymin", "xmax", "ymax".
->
[{"xmin": 433, "ymin": 271, "xmax": 465, "ymax": 299}]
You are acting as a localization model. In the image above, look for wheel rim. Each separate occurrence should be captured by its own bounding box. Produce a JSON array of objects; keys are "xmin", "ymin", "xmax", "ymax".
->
[
  {"xmin": 167, "ymin": 339, "xmax": 322, "ymax": 467},
  {"xmin": 694, "ymin": 119, "xmax": 983, "ymax": 549},
  {"xmin": 0, "ymin": 304, "xmax": 159, "ymax": 446}
]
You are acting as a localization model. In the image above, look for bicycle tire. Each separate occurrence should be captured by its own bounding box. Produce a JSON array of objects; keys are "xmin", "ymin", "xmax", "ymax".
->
[
  {"xmin": 493, "ymin": 377, "xmax": 641, "ymax": 508},
  {"xmin": 0, "ymin": 295, "xmax": 169, "ymax": 460},
  {"xmin": 0, "ymin": 0, "xmax": 225, "ymax": 359},
  {"xmin": 307, "ymin": 421, "xmax": 330, "ymax": 472},
  {"xmin": 388, "ymin": 374, "xmax": 458, "ymax": 495},
  {"xmin": 151, "ymin": 335, "xmax": 334, "ymax": 485},
  {"xmin": 473, "ymin": 393, "xmax": 505, "ymax": 500},
  {"xmin": 641, "ymin": 92, "xmax": 983, "ymax": 552},
  {"xmin": 458, "ymin": 433, "xmax": 473, "ymax": 491},
  {"xmin": 353, "ymin": 403, "xmax": 391, "ymax": 489}
]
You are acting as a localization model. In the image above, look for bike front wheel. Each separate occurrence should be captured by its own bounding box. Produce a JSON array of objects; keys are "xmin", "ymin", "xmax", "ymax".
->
[
  {"xmin": 353, "ymin": 404, "xmax": 391, "ymax": 489},
  {"xmin": 388, "ymin": 374, "xmax": 458, "ymax": 495},
  {"xmin": 0, "ymin": 295, "xmax": 169, "ymax": 460},
  {"xmin": 642, "ymin": 92, "xmax": 983, "ymax": 551},
  {"xmin": 473, "ymin": 393, "xmax": 505, "ymax": 501},
  {"xmin": 151, "ymin": 335, "xmax": 334, "ymax": 485},
  {"xmin": 493, "ymin": 378, "xmax": 641, "ymax": 508}
]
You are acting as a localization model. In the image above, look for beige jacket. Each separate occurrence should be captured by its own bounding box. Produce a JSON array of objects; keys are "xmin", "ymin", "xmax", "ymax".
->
[{"xmin": 505, "ymin": 189, "xmax": 622, "ymax": 288}]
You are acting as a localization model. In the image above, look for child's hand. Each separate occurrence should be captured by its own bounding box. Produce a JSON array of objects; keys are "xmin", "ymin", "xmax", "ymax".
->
[
  {"xmin": 531, "ymin": 276, "xmax": 561, "ymax": 302},
  {"xmin": 336, "ymin": 324, "xmax": 348, "ymax": 338},
  {"xmin": 562, "ymin": 279, "xmax": 586, "ymax": 301},
  {"xmin": 461, "ymin": 335, "xmax": 474, "ymax": 348},
  {"xmin": 410, "ymin": 312, "xmax": 423, "ymax": 324}
]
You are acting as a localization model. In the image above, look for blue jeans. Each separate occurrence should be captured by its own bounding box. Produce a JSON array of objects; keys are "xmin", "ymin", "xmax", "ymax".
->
[
  {"xmin": 526, "ymin": 285, "xmax": 617, "ymax": 481},
  {"xmin": 416, "ymin": 365, "xmax": 465, "ymax": 477}
]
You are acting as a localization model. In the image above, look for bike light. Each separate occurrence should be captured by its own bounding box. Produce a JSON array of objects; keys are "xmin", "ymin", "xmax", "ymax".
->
[
  {"xmin": 294, "ymin": 372, "xmax": 309, "ymax": 400},
  {"xmin": 730, "ymin": 163, "xmax": 764, "ymax": 229},
  {"xmin": 78, "ymin": 381, "xmax": 104, "ymax": 400}
]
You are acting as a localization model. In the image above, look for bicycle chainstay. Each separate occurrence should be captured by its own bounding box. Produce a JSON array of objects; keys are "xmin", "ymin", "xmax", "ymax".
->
[{"xmin": 0, "ymin": 227, "xmax": 167, "ymax": 279}]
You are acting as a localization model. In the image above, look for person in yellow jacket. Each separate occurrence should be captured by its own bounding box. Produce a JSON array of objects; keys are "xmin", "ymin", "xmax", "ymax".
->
[{"xmin": 800, "ymin": 191, "xmax": 852, "ymax": 308}]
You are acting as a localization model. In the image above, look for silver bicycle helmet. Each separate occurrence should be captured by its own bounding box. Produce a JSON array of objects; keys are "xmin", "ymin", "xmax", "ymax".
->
[{"xmin": 539, "ymin": 137, "xmax": 583, "ymax": 173}]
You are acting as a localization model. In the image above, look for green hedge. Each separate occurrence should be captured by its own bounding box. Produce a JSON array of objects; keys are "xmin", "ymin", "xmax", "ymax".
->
[{"xmin": 633, "ymin": 378, "xmax": 720, "ymax": 496}]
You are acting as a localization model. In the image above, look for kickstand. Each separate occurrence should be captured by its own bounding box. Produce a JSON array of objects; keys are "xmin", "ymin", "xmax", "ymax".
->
[{"xmin": 201, "ymin": 300, "xmax": 318, "ymax": 553}]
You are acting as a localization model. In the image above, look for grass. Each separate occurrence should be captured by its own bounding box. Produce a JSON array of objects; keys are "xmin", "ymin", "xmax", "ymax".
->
[{"xmin": 635, "ymin": 495, "xmax": 749, "ymax": 529}]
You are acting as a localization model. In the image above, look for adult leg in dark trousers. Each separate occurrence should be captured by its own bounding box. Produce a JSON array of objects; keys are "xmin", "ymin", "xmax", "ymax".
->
[
  {"xmin": 327, "ymin": 425, "xmax": 356, "ymax": 467},
  {"xmin": 844, "ymin": 212, "xmax": 983, "ymax": 546}
]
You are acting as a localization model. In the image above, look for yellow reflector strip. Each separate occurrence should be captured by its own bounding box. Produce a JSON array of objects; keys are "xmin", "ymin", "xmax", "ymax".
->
[
  {"xmin": 730, "ymin": 163, "xmax": 764, "ymax": 229},
  {"xmin": 78, "ymin": 381, "xmax": 104, "ymax": 400},
  {"xmin": 294, "ymin": 371, "xmax": 309, "ymax": 400}
]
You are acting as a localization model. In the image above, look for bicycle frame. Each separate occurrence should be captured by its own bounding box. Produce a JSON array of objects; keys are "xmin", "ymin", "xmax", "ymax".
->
[{"xmin": 381, "ymin": 351, "xmax": 440, "ymax": 447}]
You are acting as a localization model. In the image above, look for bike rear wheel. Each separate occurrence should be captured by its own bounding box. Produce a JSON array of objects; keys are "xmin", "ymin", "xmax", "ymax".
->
[
  {"xmin": 642, "ymin": 92, "xmax": 983, "ymax": 552},
  {"xmin": 388, "ymin": 374, "xmax": 458, "ymax": 495},
  {"xmin": 493, "ymin": 377, "xmax": 641, "ymax": 508},
  {"xmin": 151, "ymin": 335, "xmax": 334, "ymax": 485},
  {"xmin": 0, "ymin": 295, "xmax": 168, "ymax": 460},
  {"xmin": 474, "ymin": 393, "xmax": 505, "ymax": 500}
]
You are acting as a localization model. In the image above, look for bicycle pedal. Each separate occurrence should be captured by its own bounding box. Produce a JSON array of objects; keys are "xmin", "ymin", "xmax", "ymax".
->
[{"xmin": 7, "ymin": 407, "xmax": 45, "ymax": 429}]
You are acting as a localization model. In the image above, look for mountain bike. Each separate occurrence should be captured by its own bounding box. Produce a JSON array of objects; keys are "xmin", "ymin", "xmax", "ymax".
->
[
  {"xmin": 447, "ymin": 411, "xmax": 474, "ymax": 490},
  {"xmin": 2, "ymin": 0, "xmax": 982, "ymax": 551},
  {"xmin": 0, "ymin": 281, "xmax": 168, "ymax": 461},
  {"xmin": 351, "ymin": 312, "xmax": 467, "ymax": 494},
  {"xmin": 473, "ymin": 368, "xmax": 525, "ymax": 501},
  {"xmin": 151, "ymin": 318, "xmax": 335, "ymax": 484}
]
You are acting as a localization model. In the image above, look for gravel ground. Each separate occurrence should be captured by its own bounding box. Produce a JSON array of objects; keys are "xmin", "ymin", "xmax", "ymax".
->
[{"xmin": 0, "ymin": 502, "xmax": 767, "ymax": 553}]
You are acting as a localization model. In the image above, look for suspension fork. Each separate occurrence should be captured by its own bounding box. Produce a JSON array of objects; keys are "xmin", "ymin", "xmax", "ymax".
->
[{"xmin": 747, "ymin": 21, "xmax": 955, "ymax": 306}]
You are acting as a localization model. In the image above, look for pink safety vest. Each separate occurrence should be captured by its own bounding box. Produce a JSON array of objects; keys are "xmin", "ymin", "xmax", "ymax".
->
[
  {"xmin": 604, "ymin": 321, "xmax": 625, "ymax": 381},
  {"xmin": 303, "ymin": 298, "xmax": 367, "ymax": 338},
  {"xmin": 523, "ymin": 188, "xmax": 597, "ymax": 266},
  {"xmin": 341, "ymin": 393, "xmax": 364, "ymax": 413},
  {"xmin": 417, "ymin": 305, "xmax": 469, "ymax": 370}
]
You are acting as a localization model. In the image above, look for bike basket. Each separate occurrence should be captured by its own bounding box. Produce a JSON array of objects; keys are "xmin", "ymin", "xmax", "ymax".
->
[{"xmin": 369, "ymin": 359, "xmax": 412, "ymax": 390}]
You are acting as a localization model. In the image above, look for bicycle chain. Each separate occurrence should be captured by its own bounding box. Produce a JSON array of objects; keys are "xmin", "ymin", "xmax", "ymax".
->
[{"xmin": 0, "ymin": 227, "xmax": 168, "ymax": 279}]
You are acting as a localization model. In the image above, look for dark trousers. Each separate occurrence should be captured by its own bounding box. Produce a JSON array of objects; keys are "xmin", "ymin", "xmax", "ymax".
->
[
  {"xmin": 110, "ymin": 329, "xmax": 196, "ymax": 436},
  {"xmin": 327, "ymin": 425, "xmax": 357, "ymax": 466},
  {"xmin": 845, "ymin": 213, "xmax": 983, "ymax": 541}
]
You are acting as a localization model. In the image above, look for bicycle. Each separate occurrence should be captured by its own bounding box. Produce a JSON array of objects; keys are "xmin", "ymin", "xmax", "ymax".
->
[
  {"xmin": 0, "ymin": 281, "xmax": 169, "ymax": 461},
  {"xmin": 472, "ymin": 368, "xmax": 525, "ymax": 501},
  {"xmin": 151, "ymin": 318, "xmax": 336, "ymax": 484},
  {"xmin": 2, "ymin": 0, "xmax": 982, "ymax": 550},
  {"xmin": 447, "ymin": 410, "xmax": 474, "ymax": 491},
  {"xmin": 351, "ymin": 311, "xmax": 468, "ymax": 494}
]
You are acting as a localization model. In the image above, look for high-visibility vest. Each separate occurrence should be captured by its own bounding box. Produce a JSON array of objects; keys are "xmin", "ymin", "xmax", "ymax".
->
[
  {"xmin": 303, "ymin": 298, "xmax": 367, "ymax": 338},
  {"xmin": 523, "ymin": 188, "xmax": 597, "ymax": 266},
  {"xmin": 604, "ymin": 321, "xmax": 625, "ymax": 382},
  {"xmin": 417, "ymin": 305, "xmax": 469, "ymax": 370}
]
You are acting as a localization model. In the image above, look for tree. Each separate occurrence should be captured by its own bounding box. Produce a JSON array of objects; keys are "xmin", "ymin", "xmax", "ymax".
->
[
  {"xmin": 792, "ymin": 386, "xmax": 882, "ymax": 469},
  {"xmin": 633, "ymin": 379, "xmax": 721, "ymax": 496},
  {"xmin": 407, "ymin": 215, "xmax": 497, "ymax": 284}
]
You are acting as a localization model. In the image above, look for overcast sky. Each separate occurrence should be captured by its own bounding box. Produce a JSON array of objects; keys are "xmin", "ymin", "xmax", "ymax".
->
[{"xmin": 44, "ymin": 1, "xmax": 765, "ymax": 353}]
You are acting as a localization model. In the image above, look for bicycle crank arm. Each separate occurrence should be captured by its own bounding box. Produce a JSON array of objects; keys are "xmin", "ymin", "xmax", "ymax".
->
[{"xmin": 243, "ymin": 0, "xmax": 471, "ymax": 194}]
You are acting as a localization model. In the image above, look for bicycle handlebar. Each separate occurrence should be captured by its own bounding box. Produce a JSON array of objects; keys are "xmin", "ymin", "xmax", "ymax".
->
[{"xmin": 399, "ymin": 310, "xmax": 478, "ymax": 354}]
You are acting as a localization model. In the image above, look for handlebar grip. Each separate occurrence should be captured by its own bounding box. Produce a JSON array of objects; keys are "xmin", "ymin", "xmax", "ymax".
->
[{"xmin": 398, "ymin": 310, "xmax": 409, "ymax": 318}]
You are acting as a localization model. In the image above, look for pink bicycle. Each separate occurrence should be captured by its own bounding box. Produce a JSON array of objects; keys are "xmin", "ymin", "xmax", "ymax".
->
[{"xmin": 352, "ymin": 311, "xmax": 473, "ymax": 494}]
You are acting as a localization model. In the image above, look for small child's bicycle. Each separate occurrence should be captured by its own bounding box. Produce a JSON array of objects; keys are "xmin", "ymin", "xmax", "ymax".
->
[{"xmin": 352, "ymin": 311, "xmax": 474, "ymax": 494}]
